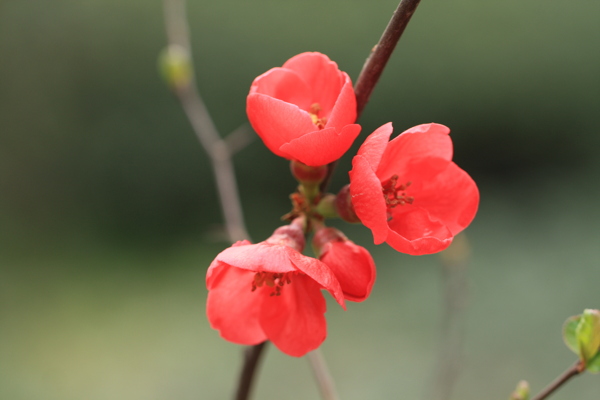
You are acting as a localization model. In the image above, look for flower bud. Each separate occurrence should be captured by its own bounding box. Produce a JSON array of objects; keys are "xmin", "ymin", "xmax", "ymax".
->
[
  {"xmin": 335, "ymin": 184, "xmax": 360, "ymax": 223},
  {"xmin": 158, "ymin": 45, "xmax": 192, "ymax": 91},
  {"xmin": 290, "ymin": 160, "xmax": 328, "ymax": 185},
  {"xmin": 312, "ymin": 227, "xmax": 376, "ymax": 302}
]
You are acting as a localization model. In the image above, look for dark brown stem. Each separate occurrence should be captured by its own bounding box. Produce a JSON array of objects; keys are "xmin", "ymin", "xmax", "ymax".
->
[
  {"xmin": 320, "ymin": 0, "xmax": 423, "ymax": 193},
  {"xmin": 235, "ymin": 342, "xmax": 269, "ymax": 400},
  {"xmin": 531, "ymin": 361, "xmax": 584, "ymax": 400},
  {"xmin": 353, "ymin": 0, "xmax": 422, "ymax": 117}
]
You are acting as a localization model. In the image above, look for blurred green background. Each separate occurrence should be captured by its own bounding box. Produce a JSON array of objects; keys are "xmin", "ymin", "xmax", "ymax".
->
[{"xmin": 1, "ymin": 0, "xmax": 599, "ymax": 399}]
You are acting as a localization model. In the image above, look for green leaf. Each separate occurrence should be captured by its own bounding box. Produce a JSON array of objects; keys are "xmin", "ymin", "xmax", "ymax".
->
[
  {"xmin": 508, "ymin": 380, "xmax": 529, "ymax": 400},
  {"xmin": 563, "ymin": 315, "xmax": 581, "ymax": 355},
  {"xmin": 587, "ymin": 351, "xmax": 600, "ymax": 373},
  {"xmin": 576, "ymin": 309, "xmax": 600, "ymax": 363}
]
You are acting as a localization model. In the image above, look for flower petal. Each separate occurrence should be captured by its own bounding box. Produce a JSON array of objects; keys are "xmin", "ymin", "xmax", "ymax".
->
[
  {"xmin": 249, "ymin": 67, "xmax": 312, "ymax": 110},
  {"xmin": 280, "ymin": 124, "xmax": 361, "ymax": 166},
  {"xmin": 349, "ymin": 154, "xmax": 389, "ymax": 244},
  {"xmin": 320, "ymin": 240, "xmax": 376, "ymax": 302},
  {"xmin": 214, "ymin": 242, "xmax": 298, "ymax": 273},
  {"xmin": 355, "ymin": 123, "xmax": 394, "ymax": 171},
  {"xmin": 406, "ymin": 160, "xmax": 479, "ymax": 235},
  {"xmin": 282, "ymin": 52, "xmax": 344, "ymax": 116},
  {"xmin": 247, "ymin": 93, "xmax": 316, "ymax": 158},
  {"xmin": 325, "ymin": 74, "xmax": 357, "ymax": 130},
  {"xmin": 206, "ymin": 264, "xmax": 267, "ymax": 345},
  {"xmin": 287, "ymin": 251, "xmax": 346, "ymax": 309},
  {"xmin": 385, "ymin": 206, "xmax": 453, "ymax": 255},
  {"xmin": 377, "ymin": 123, "xmax": 453, "ymax": 181},
  {"xmin": 259, "ymin": 275, "xmax": 327, "ymax": 357}
]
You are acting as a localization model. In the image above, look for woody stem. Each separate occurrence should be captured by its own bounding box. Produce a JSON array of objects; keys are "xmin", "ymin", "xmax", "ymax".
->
[
  {"xmin": 320, "ymin": 0, "xmax": 423, "ymax": 193},
  {"xmin": 530, "ymin": 360, "xmax": 583, "ymax": 400}
]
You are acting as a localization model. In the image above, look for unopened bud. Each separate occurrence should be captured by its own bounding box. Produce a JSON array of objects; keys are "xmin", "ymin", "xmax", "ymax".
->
[
  {"xmin": 335, "ymin": 184, "xmax": 360, "ymax": 223},
  {"xmin": 158, "ymin": 45, "xmax": 192, "ymax": 91},
  {"xmin": 508, "ymin": 380, "xmax": 529, "ymax": 400}
]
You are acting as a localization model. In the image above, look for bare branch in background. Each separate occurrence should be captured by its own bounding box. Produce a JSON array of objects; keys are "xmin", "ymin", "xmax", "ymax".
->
[
  {"xmin": 431, "ymin": 234, "xmax": 470, "ymax": 400},
  {"xmin": 162, "ymin": 0, "xmax": 250, "ymax": 243},
  {"xmin": 307, "ymin": 350, "xmax": 340, "ymax": 400}
]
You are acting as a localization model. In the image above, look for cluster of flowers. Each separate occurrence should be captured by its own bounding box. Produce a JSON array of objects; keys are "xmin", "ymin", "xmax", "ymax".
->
[{"xmin": 206, "ymin": 52, "xmax": 479, "ymax": 357}]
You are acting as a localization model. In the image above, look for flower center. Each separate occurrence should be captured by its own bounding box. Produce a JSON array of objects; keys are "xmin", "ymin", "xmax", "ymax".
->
[
  {"xmin": 251, "ymin": 272, "xmax": 293, "ymax": 296},
  {"xmin": 382, "ymin": 174, "xmax": 414, "ymax": 209},
  {"xmin": 309, "ymin": 103, "xmax": 327, "ymax": 129}
]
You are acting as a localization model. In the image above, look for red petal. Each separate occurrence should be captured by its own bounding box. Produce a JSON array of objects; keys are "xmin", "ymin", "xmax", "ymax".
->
[
  {"xmin": 325, "ymin": 74, "xmax": 357, "ymax": 129},
  {"xmin": 355, "ymin": 123, "xmax": 394, "ymax": 171},
  {"xmin": 214, "ymin": 242, "xmax": 299, "ymax": 273},
  {"xmin": 249, "ymin": 67, "xmax": 312, "ymax": 110},
  {"xmin": 206, "ymin": 240, "xmax": 251, "ymax": 288},
  {"xmin": 349, "ymin": 154, "xmax": 389, "ymax": 244},
  {"xmin": 282, "ymin": 52, "xmax": 344, "ymax": 116},
  {"xmin": 280, "ymin": 124, "xmax": 361, "ymax": 167},
  {"xmin": 246, "ymin": 93, "xmax": 315, "ymax": 158},
  {"xmin": 320, "ymin": 240, "xmax": 376, "ymax": 302},
  {"xmin": 287, "ymin": 251, "xmax": 346, "ymax": 309},
  {"xmin": 407, "ymin": 160, "xmax": 479, "ymax": 235},
  {"xmin": 385, "ymin": 206, "xmax": 453, "ymax": 255},
  {"xmin": 258, "ymin": 275, "xmax": 327, "ymax": 357},
  {"xmin": 377, "ymin": 123, "xmax": 453, "ymax": 181},
  {"xmin": 206, "ymin": 265, "xmax": 267, "ymax": 345}
]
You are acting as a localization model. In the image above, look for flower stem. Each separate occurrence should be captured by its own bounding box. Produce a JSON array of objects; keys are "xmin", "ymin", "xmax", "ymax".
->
[
  {"xmin": 320, "ymin": 0, "xmax": 423, "ymax": 193},
  {"xmin": 307, "ymin": 349, "xmax": 340, "ymax": 400},
  {"xmin": 531, "ymin": 361, "xmax": 583, "ymax": 400},
  {"xmin": 235, "ymin": 342, "xmax": 269, "ymax": 400}
]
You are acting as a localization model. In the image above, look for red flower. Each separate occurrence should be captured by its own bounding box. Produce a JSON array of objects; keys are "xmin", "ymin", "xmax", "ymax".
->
[
  {"xmin": 247, "ymin": 52, "xmax": 361, "ymax": 166},
  {"xmin": 206, "ymin": 222, "xmax": 345, "ymax": 357},
  {"xmin": 312, "ymin": 227, "xmax": 376, "ymax": 302},
  {"xmin": 349, "ymin": 123, "xmax": 479, "ymax": 255}
]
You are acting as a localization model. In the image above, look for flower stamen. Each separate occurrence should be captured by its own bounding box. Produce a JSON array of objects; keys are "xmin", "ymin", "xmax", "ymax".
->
[
  {"xmin": 309, "ymin": 103, "xmax": 327, "ymax": 129},
  {"xmin": 251, "ymin": 272, "xmax": 294, "ymax": 296},
  {"xmin": 382, "ymin": 174, "xmax": 414, "ymax": 209}
]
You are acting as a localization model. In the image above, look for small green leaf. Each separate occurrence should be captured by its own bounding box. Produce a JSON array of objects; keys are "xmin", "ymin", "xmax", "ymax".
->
[
  {"xmin": 508, "ymin": 380, "xmax": 529, "ymax": 400},
  {"xmin": 563, "ymin": 315, "xmax": 581, "ymax": 355},
  {"xmin": 576, "ymin": 309, "xmax": 600, "ymax": 363},
  {"xmin": 587, "ymin": 351, "xmax": 600, "ymax": 373}
]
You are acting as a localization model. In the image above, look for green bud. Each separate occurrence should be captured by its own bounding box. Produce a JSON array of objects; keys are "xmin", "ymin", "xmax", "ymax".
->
[
  {"xmin": 563, "ymin": 309, "xmax": 600, "ymax": 371},
  {"xmin": 576, "ymin": 309, "xmax": 600, "ymax": 365},
  {"xmin": 508, "ymin": 380, "xmax": 529, "ymax": 400},
  {"xmin": 158, "ymin": 45, "xmax": 192, "ymax": 91}
]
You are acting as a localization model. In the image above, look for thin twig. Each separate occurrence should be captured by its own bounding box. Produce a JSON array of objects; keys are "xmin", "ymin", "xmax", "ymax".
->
[
  {"xmin": 163, "ymin": 2, "xmax": 262, "ymax": 400},
  {"xmin": 307, "ymin": 349, "xmax": 340, "ymax": 400},
  {"xmin": 320, "ymin": 0, "xmax": 423, "ymax": 193},
  {"xmin": 235, "ymin": 342, "xmax": 269, "ymax": 400},
  {"xmin": 162, "ymin": 0, "xmax": 250, "ymax": 243},
  {"xmin": 431, "ymin": 234, "xmax": 470, "ymax": 400},
  {"xmin": 531, "ymin": 361, "xmax": 583, "ymax": 400}
]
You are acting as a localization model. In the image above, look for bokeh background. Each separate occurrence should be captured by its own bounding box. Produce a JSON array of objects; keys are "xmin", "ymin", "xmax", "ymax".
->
[{"xmin": 1, "ymin": 0, "xmax": 599, "ymax": 399}]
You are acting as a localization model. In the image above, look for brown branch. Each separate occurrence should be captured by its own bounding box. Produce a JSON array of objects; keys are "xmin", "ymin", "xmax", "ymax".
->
[
  {"xmin": 354, "ymin": 0, "xmax": 422, "ymax": 117},
  {"xmin": 162, "ymin": 0, "xmax": 250, "ymax": 243},
  {"xmin": 235, "ymin": 342, "xmax": 269, "ymax": 400},
  {"xmin": 531, "ymin": 361, "xmax": 584, "ymax": 400},
  {"xmin": 163, "ymin": 2, "xmax": 264, "ymax": 400},
  {"xmin": 320, "ymin": 0, "xmax": 423, "ymax": 193}
]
